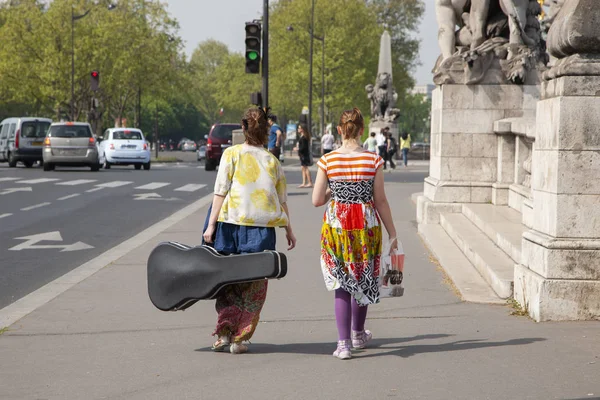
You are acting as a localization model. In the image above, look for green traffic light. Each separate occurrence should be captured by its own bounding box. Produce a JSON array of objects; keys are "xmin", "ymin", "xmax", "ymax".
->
[{"xmin": 248, "ymin": 51, "xmax": 259, "ymax": 61}]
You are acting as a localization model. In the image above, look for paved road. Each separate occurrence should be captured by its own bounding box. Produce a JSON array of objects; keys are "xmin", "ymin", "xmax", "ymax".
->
[
  {"xmin": 0, "ymin": 159, "xmax": 427, "ymax": 309},
  {"xmin": 0, "ymin": 162, "xmax": 214, "ymax": 309}
]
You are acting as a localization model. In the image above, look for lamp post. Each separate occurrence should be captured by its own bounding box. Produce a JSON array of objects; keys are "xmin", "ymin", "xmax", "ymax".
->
[
  {"xmin": 70, "ymin": 3, "xmax": 116, "ymax": 121},
  {"xmin": 287, "ymin": 22, "xmax": 326, "ymax": 136}
]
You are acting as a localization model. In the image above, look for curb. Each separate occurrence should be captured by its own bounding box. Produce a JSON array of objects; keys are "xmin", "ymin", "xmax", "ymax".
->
[{"xmin": 0, "ymin": 193, "xmax": 214, "ymax": 331}]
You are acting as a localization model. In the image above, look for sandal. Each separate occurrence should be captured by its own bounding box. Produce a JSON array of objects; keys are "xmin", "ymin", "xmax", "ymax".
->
[
  {"xmin": 230, "ymin": 342, "xmax": 248, "ymax": 354},
  {"xmin": 211, "ymin": 336, "xmax": 230, "ymax": 352}
]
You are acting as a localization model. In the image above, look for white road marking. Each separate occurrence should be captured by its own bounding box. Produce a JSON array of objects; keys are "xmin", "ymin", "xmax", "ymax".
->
[
  {"xmin": 133, "ymin": 193, "xmax": 179, "ymax": 201},
  {"xmin": 57, "ymin": 193, "xmax": 80, "ymax": 201},
  {"xmin": 56, "ymin": 179, "xmax": 97, "ymax": 186},
  {"xmin": 95, "ymin": 181, "xmax": 133, "ymax": 188},
  {"xmin": 0, "ymin": 192, "xmax": 214, "ymax": 330},
  {"xmin": 0, "ymin": 213, "xmax": 12, "ymax": 219},
  {"xmin": 174, "ymin": 184, "xmax": 206, "ymax": 192},
  {"xmin": 21, "ymin": 202, "xmax": 51, "ymax": 211},
  {"xmin": 16, "ymin": 178, "xmax": 60, "ymax": 184},
  {"xmin": 86, "ymin": 187, "xmax": 104, "ymax": 193},
  {"xmin": 9, "ymin": 231, "xmax": 94, "ymax": 252},
  {"xmin": 135, "ymin": 182, "xmax": 170, "ymax": 190},
  {"xmin": 0, "ymin": 177, "xmax": 19, "ymax": 182},
  {"xmin": 0, "ymin": 187, "xmax": 32, "ymax": 196}
]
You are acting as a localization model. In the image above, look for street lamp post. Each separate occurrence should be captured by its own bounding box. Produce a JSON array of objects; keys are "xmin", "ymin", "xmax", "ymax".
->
[
  {"xmin": 313, "ymin": 34, "xmax": 325, "ymax": 137},
  {"xmin": 70, "ymin": 4, "xmax": 116, "ymax": 121},
  {"xmin": 308, "ymin": 0, "xmax": 315, "ymax": 135}
]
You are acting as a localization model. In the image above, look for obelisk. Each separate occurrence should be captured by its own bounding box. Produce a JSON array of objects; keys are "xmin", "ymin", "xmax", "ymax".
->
[
  {"xmin": 367, "ymin": 30, "xmax": 398, "ymax": 137},
  {"xmin": 378, "ymin": 31, "xmax": 393, "ymax": 82}
]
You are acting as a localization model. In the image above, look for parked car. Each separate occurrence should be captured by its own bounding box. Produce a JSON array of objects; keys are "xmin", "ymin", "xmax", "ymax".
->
[
  {"xmin": 182, "ymin": 141, "xmax": 197, "ymax": 152},
  {"xmin": 0, "ymin": 117, "xmax": 52, "ymax": 167},
  {"xmin": 197, "ymin": 145, "xmax": 206, "ymax": 162},
  {"xmin": 409, "ymin": 142, "xmax": 430, "ymax": 160},
  {"xmin": 42, "ymin": 122, "xmax": 100, "ymax": 171},
  {"xmin": 97, "ymin": 127, "xmax": 151, "ymax": 170},
  {"xmin": 204, "ymin": 123, "xmax": 241, "ymax": 171}
]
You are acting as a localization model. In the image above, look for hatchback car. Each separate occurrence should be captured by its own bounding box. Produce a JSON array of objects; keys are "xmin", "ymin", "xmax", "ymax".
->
[
  {"xmin": 204, "ymin": 123, "xmax": 241, "ymax": 171},
  {"xmin": 197, "ymin": 145, "xmax": 206, "ymax": 162},
  {"xmin": 97, "ymin": 128, "xmax": 151, "ymax": 170},
  {"xmin": 42, "ymin": 122, "xmax": 100, "ymax": 171},
  {"xmin": 182, "ymin": 141, "xmax": 197, "ymax": 152}
]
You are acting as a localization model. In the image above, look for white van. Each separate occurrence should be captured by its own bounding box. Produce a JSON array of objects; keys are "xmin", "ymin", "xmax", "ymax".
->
[{"xmin": 0, "ymin": 117, "xmax": 52, "ymax": 167}]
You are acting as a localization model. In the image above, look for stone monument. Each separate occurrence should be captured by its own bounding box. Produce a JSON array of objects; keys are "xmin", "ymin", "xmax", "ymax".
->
[
  {"xmin": 433, "ymin": 0, "xmax": 547, "ymax": 85},
  {"xmin": 514, "ymin": 0, "xmax": 600, "ymax": 320},
  {"xmin": 366, "ymin": 31, "xmax": 400, "ymax": 136}
]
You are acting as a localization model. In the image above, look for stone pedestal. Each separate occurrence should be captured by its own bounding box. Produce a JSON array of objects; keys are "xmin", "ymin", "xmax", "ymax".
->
[
  {"xmin": 514, "ymin": 76, "xmax": 600, "ymax": 321},
  {"xmin": 417, "ymin": 84, "xmax": 535, "ymax": 223},
  {"xmin": 514, "ymin": 0, "xmax": 600, "ymax": 321}
]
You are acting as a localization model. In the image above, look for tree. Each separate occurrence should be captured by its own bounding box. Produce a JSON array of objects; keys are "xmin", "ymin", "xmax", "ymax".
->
[
  {"xmin": 368, "ymin": 0, "xmax": 425, "ymax": 94},
  {"xmin": 269, "ymin": 0, "xmax": 382, "ymax": 133},
  {"xmin": 396, "ymin": 93, "xmax": 431, "ymax": 142}
]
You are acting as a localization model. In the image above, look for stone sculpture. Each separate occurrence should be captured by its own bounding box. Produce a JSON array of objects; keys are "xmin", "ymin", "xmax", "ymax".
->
[
  {"xmin": 366, "ymin": 31, "xmax": 400, "ymax": 122},
  {"xmin": 433, "ymin": 0, "xmax": 548, "ymax": 85}
]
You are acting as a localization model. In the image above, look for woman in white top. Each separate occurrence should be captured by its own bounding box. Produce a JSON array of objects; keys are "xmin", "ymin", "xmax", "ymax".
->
[{"xmin": 203, "ymin": 107, "xmax": 297, "ymax": 354}]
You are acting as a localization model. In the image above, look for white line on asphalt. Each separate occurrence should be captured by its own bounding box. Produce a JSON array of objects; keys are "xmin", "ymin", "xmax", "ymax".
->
[
  {"xmin": 85, "ymin": 187, "xmax": 104, "ymax": 193},
  {"xmin": 0, "ymin": 177, "xmax": 19, "ymax": 182},
  {"xmin": 174, "ymin": 184, "xmax": 206, "ymax": 192},
  {"xmin": 0, "ymin": 192, "xmax": 215, "ymax": 330},
  {"xmin": 21, "ymin": 202, "xmax": 51, "ymax": 211},
  {"xmin": 135, "ymin": 182, "xmax": 170, "ymax": 190},
  {"xmin": 95, "ymin": 181, "xmax": 133, "ymax": 188},
  {"xmin": 56, "ymin": 179, "xmax": 97, "ymax": 186},
  {"xmin": 16, "ymin": 178, "xmax": 60, "ymax": 184},
  {"xmin": 0, "ymin": 213, "xmax": 12, "ymax": 219},
  {"xmin": 57, "ymin": 193, "xmax": 80, "ymax": 201}
]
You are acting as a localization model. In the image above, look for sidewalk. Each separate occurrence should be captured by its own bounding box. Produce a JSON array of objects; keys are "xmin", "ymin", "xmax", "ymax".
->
[{"xmin": 1, "ymin": 183, "xmax": 599, "ymax": 400}]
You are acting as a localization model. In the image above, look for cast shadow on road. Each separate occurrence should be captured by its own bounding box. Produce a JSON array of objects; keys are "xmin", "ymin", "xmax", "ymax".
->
[
  {"xmin": 195, "ymin": 334, "xmax": 546, "ymax": 359},
  {"xmin": 195, "ymin": 333, "xmax": 452, "ymax": 355}
]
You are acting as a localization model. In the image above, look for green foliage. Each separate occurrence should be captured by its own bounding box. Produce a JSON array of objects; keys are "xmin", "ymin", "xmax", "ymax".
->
[
  {"xmin": 0, "ymin": 0, "xmax": 425, "ymax": 143},
  {"xmin": 396, "ymin": 93, "xmax": 431, "ymax": 142}
]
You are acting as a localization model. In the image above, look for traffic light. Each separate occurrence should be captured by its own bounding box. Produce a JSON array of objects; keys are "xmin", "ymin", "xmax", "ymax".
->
[
  {"xmin": 245, "ymin": 21, "xmax": 261, "ymax": 74},
  {"xmin": 250, "ymin": 92, "xmax": 262, "ymax": 106},
  {"xmin": 90, "ymin": 70, "xmax": 100, "ymax": 91}
]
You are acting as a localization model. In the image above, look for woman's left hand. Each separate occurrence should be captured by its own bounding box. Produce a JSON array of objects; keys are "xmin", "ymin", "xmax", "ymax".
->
[
  {"xmin": 203, "ymin": 224, "xmax": 216, "ymax": 244},
  {"xmin": 285, "ymin": 228, "xmax": 297, "ymax": 250}
]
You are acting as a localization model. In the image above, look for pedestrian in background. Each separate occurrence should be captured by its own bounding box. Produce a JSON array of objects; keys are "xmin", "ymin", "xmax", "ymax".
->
[
  {"xmin": 363, "ymin": 132, "xmax": 378, "ymax": 153},
  {"xmin": 297, "ymin": 124, "xmax": 314, "ymax": 188},
  {"xmin": 267, "ymin": 114, "xmax": 283, "ymax": 160},
  {"xmin": 312, "ymin": 107, "xmax": 398, "ymax": 360},
  {"xmin": 376, "ymin": 128, "xmax": 388, "ymax": 169},
  {"xmin": 321, "ymin": 128, "xmax": 335, "ymax": 155},
  {"xmin": 400, "ymin": 131, "xmax": 411, "ymax": 167},
  {"xmin": 386, "ymin": 131, "xmax": 397, "ymax": 169},
  {"xmin": 203, "ymin": 107, "xmax": 297, "ymax": 354}
]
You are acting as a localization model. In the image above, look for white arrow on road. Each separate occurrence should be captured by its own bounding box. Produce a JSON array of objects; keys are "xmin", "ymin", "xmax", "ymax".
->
[
  {"xmin": 133, "ymin": 193, "xmax": 179, "ymax": 201},
  {"xmin": 9, "ymin": 231, "xmax": 94, "ymax": 252},
  {"xmin": 0, "ymin": 187, "xmax": 33, "ymax": 196}
]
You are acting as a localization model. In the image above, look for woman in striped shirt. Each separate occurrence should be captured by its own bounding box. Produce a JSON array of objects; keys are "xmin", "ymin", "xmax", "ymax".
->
[{"xmin": 312, "ymin": 107, "xmax": 398, "ymax": 360}]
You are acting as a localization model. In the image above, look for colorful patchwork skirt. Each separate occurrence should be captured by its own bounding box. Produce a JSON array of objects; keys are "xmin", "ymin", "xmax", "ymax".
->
[{"xmin": 320, "ymin": 200, "xmax": 382, "ymax": 305}]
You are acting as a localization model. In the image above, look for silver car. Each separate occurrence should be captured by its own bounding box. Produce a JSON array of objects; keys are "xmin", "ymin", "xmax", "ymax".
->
[{"xmin": 42, "ymin": 122, "xmax": 100, "ymax": 171}]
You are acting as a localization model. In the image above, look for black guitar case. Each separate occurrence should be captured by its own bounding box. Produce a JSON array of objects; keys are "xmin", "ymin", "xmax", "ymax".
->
[{"xmin": 147, "ymin": 241, "xmax": 287, "ymax": 311}]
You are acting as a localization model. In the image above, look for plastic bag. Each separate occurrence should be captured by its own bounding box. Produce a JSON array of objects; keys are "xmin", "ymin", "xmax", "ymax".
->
[{"xmin": 379, "ymin": 238, "xmax": 405, "ymax": 298}]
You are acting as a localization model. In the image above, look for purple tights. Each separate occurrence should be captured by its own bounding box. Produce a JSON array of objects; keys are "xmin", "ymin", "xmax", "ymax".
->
[{"xmin": 334, "ymin": 289, "xmax": 368, "ymax": 340}]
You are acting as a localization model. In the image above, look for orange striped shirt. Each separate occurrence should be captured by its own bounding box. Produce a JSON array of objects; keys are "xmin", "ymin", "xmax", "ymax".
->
[{"xmin": 317, "ymin": 151, "xmax": 384, "ymax": 181}]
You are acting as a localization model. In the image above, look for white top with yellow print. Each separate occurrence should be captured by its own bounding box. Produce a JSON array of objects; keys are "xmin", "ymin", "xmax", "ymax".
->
[{"xmin": 214, "ymin": 144, "xmax": 288, "ymax": 227}]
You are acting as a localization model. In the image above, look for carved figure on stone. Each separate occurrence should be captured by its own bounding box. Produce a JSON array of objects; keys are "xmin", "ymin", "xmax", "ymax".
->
[
  {"xmin": 433, "ymin": 0, "xmax": 547, "ymax": 85},
  {"xmin": 368, "ymin": 72, "xmax": 400, "ymax": 121}
]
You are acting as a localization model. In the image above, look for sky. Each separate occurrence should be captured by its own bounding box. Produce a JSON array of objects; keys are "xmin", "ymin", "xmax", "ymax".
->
[{"xmin": 164, "ymin": 0, "xmax": 439, "ymax": 86}]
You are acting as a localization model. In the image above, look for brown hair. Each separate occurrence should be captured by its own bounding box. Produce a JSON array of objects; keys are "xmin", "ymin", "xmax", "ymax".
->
[
  {"xmin": 242, "ymin": 107, "xmax": 269, "ymax": 146},
  {"xmin": 338, "ymin": 107, "xmax": 364, "ymax": 140},
  {"xmin": 299, "ymin": 124, "xmax": 311, "ymax": 140}
]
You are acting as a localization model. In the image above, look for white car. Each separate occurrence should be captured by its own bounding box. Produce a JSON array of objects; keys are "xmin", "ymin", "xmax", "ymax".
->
[{"xmin": 97, "ymin": 128, "xmax": 151, "ymax": 170}]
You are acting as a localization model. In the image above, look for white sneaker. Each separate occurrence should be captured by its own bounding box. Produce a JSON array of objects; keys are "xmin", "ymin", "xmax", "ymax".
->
[{"xmin": 333, "ymin": 340, "xmax": 352, "ymax": 360}]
